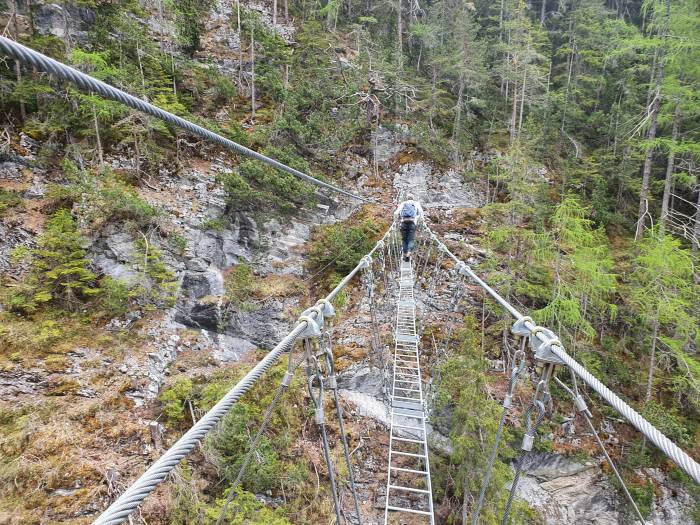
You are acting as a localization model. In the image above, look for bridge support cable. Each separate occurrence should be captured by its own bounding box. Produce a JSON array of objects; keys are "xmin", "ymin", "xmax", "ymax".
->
[
  {"xmin": 423, "ymin": 226, "xmax": 700, "ymax": 485},
  {"xmin": 321, "ymin": 330, "xmax": 364, "ymax": 524},
  {"xmin": 471, "ymin": 334, "xmax": 527, "ymax": 525},
  {"xmin": 500, "ymin": 363, "xmax": 554, "ymax": 525},
  {"xmin": 215, "ymin": 345, "xmax": 307, "ymax": 525},
  {"xmin": 0, "ymin": 36, "xmax": 367, "ymax": 203},
  {"xmin": 92, "ymin": 226, "xmax": 394, "ymax": 525},
  {"xmin": 384, "ymin": 258, "xmax": 435, "ymax": 525},
  {"xmin": 305, "ymin": 339, "xmax": 344, "ymax": 524},
  {"xmin": 554, "ymin": 374, "xmax": 647, "ymax": 525}
]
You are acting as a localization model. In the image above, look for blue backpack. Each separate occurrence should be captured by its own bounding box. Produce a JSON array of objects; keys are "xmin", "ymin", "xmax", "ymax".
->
[{"xmin": 400, "ymin": 202, "xmax": 417, "ymax": 220}]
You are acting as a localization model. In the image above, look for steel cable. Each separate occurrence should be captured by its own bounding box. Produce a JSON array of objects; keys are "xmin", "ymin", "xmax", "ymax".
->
[
  {"xmin": 93, "ymin": 228, "xmax": 390, "ymax": 525},
  {"xmin": 423, "ymin": 224, "xmax": 700, "ymax": 485},
  {"xmin": 306, "ymin": 341, "xmax": 343, "ymax": 524},
  {"xmin": 500, "ymin": 364, "xmax": 553, "ymax": 525},
  {"xmin": 322, "ymin": 332, "xmax": 363, "ymax": 524},
  {"xmin": 93, "ymin": 323, "xmax": 306, "ymax": 525},
  {"xmin": 471, "ymin": 341, "xmax": 527, "ymax": 525},
  {"xmin": 0, "ymin": 36, "xmax": 367, "ymax": 202},
  {"xmin": 215, "ymin": 347, "xmax": 307, "ymax": 525},
  {"xmin": 554, "ymin": 373, "xmax": 647, "ymax": 524}
]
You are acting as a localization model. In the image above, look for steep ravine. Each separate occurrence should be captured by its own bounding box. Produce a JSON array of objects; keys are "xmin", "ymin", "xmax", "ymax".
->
[{"xmin": 0, "ymin": 2, "xmax": 696, "ymax": 524}]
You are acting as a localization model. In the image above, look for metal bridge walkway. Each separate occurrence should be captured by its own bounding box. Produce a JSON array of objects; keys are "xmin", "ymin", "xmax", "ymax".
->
[{"xmin": 384, "ymin": 259, "xmax": 435, "ymax": 524}]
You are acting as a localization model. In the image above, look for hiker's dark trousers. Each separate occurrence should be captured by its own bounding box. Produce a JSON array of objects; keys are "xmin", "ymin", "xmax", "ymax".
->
[{"xmin": 400, "ymin": 221, "xmax": 417, "ymax": 254}]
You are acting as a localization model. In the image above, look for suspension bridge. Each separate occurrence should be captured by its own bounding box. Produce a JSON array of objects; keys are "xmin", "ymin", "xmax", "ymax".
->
[{"xmin": 1, "ymin": 36, "xmax": 699, "ymax": 525}]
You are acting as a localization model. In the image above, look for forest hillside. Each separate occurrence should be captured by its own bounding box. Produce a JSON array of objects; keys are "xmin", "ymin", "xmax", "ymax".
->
[{"xmin": 0, "ymin": 0, "xmax": 698, "ymax": 524}]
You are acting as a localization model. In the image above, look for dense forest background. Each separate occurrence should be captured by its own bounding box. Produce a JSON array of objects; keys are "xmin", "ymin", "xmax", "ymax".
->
[{"xmin": 0, "ymin": 0, "xmax": 699, "ymax": 523}]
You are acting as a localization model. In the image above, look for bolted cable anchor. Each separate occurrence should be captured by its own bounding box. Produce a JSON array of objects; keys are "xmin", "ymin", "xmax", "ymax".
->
[
  {"xmin": 360, "ymin": 255, "xmax": 372, "ymax": 268},
  {"xmin": 456, "ymin": 262, "xmax": 474, "ymax": 278},
  {"xmin": 529, "ymin": 327, "xmax": 566, "ymax": 365}
]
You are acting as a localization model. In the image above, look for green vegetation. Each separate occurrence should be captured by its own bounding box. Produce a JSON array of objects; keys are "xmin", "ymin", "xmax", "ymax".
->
[
  {"xmin": 0, "ymin": 188, "xmax": 21, "ymax": 216},
  {"xmin": 307, "ymin": 215, "xmax": 384, "ymax": 287},
  {"xmin": 158, "ymin": 358, "xmax": 331, "ymax": 523},
  {"xmin": 1, "ymin": 0, "xmax": 699, "ymax": 522},
  {"xmin": 49, "ymin": 169, "xmax": 158, "ymax": 228},
  {"xmin": 8, "ymin": 209, "xmax": 100, "ymax": 312}
]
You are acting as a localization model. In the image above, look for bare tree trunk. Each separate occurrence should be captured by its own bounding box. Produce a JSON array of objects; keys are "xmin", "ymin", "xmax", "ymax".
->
[
  {"xmin": 452, "ymin": 77, "xmax": 464, "ymax": 142},
  {"xmin": 635, "ymin": 61, "xmax": 665, "ymax": 240},
  {"xmin": 540, "ymin": 0, "xmax": 546, "ymax": 26},
  {"xmin": 693, "ymin": 188, "xmax": 700, "ymax": 251},
  {"xmin": 273, "ymin": 0, "xmax": 277, "ymax": 27},
  {"xmin": 518, "ymin": 65, "xmax": 526, "ymax": 136},
  {"xmin": 510, "ymin": 79, "xmax": 518, "ymax": 144},
  {"xmin": 237, "ymin": 0, "xmax": 242, "ymax": 84},
  {"xmin": 10, "ymin": 0, "xmax": 26, "ymax": 120},
  {"xmin": 92, "ymin": 104, "xmax": 103, "ymax": 166},
  {"xmin": 636, "ymin": 0, "xmax": 670, "ymax": 240},
  {"xmin": 250, "ymin": 24, "xmax": 256, "ymax": 121},
  {"xmin": 659, "ymin": 100, "xmax": 680, "ymax": 235},
  {"xmin": 645, "ymin": 320, "xmax": 659, "ymax": 402},
  {"xmin": 61, "ymin": 1, "xmax": 72, "ymax": 54},
  {"xmin": 397, "ymin": 0, "xmax": 403, "ymax": 71},
  {"xmin": 284, "ymin": 0, "xmax": 288, "ymax": 22},
  {"xmin": 136, "ymin": 44, "xmax": 147, "ymax": 100},
  {"xmin": 561, "ymin": 25, "xmax": 575, "ymax": 134},
  {"xmin": 499, "ymin": 0, "xmax": 505, "ymax": 42}
]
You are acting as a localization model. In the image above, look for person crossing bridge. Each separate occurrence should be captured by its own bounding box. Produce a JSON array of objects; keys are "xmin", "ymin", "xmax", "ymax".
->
[{"xmin": 394, "ymin": 192, "xmax": 424, "ymax": 262}]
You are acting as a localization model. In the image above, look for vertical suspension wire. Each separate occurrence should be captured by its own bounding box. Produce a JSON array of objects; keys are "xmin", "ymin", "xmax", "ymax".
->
[
  {"xmin": 471, "ymin": 337, "xmax": 527, "ymax": 525},
  {"xmin": 321, "ymin": 330, "xmax": 363, "ymax": 524},
  {"xmin": 554, "ymin": 372, "xmax": 647, "ymax": 525},
  {"xmin": 305, "ymin": 340, "xmax": 343, "ymax": 524},
  {"xmin": 500, "ymin": 364, "xmax": 555, "ymax": 525},
  {"xmin": 215, "ymin": 344, "xmax": 305, "ymax": 525}
]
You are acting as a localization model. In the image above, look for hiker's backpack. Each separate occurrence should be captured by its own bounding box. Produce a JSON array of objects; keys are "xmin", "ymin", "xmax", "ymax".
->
[{"xmin": 400, "ymin": 202, "xmax": 417, "ymax": 220}]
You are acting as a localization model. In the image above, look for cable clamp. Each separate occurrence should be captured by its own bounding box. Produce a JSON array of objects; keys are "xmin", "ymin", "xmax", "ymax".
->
[
  {"xmin": 360, "ymin": 255, "xmax": 372, "ymax": 268},
  {"xmin": 282, "ymin": 371, "xmax": 293, "ymax": 387},
  {"xmin": 574, "ymin": 394, "xmax": 590, "ymax": 416},
  {"xmin": 314, "ymin": 404, "xmax": 325, "ymax": 425},
  {"xmin": 298, "ymin": 314, "xmax": 322, "ymax": 339},
  {"xmin": 503, "ymin": 393, "xmax": 512, "ymax": 409},
  {"xmin": 325, "ymin": 375, "xmax": 337, "ymax": 390},
  {"xmin": 529, "ymin": 327, "xmax": 566, "ymax": 365},
  {"xmin": 522, "ymin": 433, "xmax": 534, "ymax": 451},
  {"xmin": 456, "ymin": 262, "xmax": 471, "ymax": 276},
  {"xmin": 511, "ymin": 316, "xmax": 533, "ymax": 337},
  {"xmin": 315, "ymin": 299, "xmax": 336, "ymax": 319}
]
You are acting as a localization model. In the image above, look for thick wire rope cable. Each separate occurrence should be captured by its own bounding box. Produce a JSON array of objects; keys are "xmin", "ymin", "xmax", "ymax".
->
[
  {"xmin": 499, "ymin": 364, "xmax": 554, "ymax": 525},
  {"xmin": 215, "ymin": 347, "xmax": 307, "ymax": 525},
  {"xmin": 93, "ymin": 229, "xmax": 391, "ymax": 525},
  {"xmin": 92, "ymin": 322, "xmax": 305, "ymax": 525},
  {"xmin": 0, "ymin": 36, "xmax": 368, "ymax": 202},
  {"xmin": 423, "ymin": 224, "xmax": 700, "ymax": 485},
  {"xmin": 553, "ymin": 375, "xmax": 647, "ymax": 525}
]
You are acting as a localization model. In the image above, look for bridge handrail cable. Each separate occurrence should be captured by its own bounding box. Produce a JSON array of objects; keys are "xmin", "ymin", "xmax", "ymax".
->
[
  {"xmin": 0, "ymin": 36, "xmax": 368, "ymax": 202},
  {"xmin": 92, "ymin": 225, "xmax": 394, "ymax": 525},
  {"xmin": 423, "ymin": 224, "xmax": 700, "ymax": 485}
]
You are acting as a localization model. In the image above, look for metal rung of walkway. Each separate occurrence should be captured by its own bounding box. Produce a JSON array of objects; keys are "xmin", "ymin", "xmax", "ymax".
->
[{"xmin": 384, "ymin": 259, "xmax": 435, "ymax": 525}]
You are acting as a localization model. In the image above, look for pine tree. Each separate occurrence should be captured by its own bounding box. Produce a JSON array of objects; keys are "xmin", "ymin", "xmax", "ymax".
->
[{"xmin": 10, "ymin": 209, "xmax": 99, "ymax": 312}]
